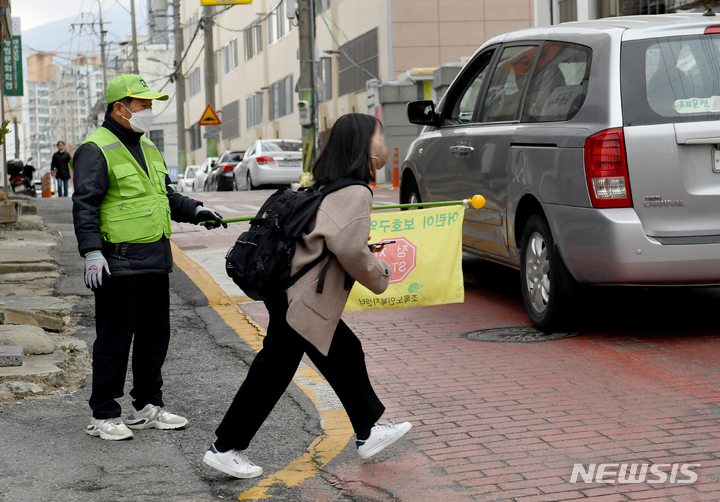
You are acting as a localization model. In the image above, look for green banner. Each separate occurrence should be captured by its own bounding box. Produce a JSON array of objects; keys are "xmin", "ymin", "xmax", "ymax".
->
[{"xmin": 2, "ymin": 35, "xmax": 22, "ymax": 97}]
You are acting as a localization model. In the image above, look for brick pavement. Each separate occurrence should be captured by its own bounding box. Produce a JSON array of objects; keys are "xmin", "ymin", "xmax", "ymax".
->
[{"xmin": 243, "ymin": 263, "xmax": 720, "ymax": 501}]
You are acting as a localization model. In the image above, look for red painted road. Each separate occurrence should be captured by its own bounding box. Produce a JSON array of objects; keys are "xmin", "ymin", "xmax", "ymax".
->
[{"xmin": 174, "ymin": 189, "xmax": 720, "ymax": 502}]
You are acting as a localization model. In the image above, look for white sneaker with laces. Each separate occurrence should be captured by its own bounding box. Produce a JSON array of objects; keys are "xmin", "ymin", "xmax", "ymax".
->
[
  {"xmin": 86, "ymin": 417, "xmax": 134, "ymax": 441},
  {"xmin": 356, "ymin": 420, "xmax": 412, "ymax": 459},
  {"xmin": 124, "ymin": 404, "xmax": 188, "ymax": 430},
  {"xmin": 203, "ymin": 444, "xmax": 263, "ymax": 479}
]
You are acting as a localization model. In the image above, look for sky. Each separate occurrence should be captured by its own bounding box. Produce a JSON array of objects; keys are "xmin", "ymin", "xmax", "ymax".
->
[{"xmin": 14, "ymin": 0, "xmax": 146, "ymax": 33}]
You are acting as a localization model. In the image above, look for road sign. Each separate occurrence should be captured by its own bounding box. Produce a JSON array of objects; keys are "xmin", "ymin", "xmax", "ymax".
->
[
  {"xmin": 200, "ymin": 0, "xmax": 252, "ymax": 6},
  {"xmin": 2, "ymin": 18, "xmax": 22, "ymax": 97},
  {"xmin": 199, "ymin": 104, "xmax": 221, "ymax": 126}
]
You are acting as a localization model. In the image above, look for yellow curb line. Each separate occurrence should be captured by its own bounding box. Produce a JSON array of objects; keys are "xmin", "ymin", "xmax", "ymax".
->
[{"xmin": 171, "ymin": 241, "xmax": 354, "ymax": 500}]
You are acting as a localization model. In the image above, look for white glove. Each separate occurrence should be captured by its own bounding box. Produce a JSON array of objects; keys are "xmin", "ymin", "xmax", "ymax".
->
[{"xmin": 84, "ymin": 250, "xmax": 110, "ymax": 289}]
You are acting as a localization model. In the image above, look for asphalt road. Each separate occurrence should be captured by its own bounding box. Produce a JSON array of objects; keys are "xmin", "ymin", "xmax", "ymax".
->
[{"xmin": 0, "ymin": 197, "xmax": 338, "ymax": 502}]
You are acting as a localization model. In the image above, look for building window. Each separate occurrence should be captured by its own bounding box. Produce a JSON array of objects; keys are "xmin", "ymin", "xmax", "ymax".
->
[
  {"xmin": 639, "ymin": 0, "xmax": 665, "ymax": 14},
  {"xmin": 188, "ymin": 67, "xmax": 201, "ymax": 97},
  {"xmin": 222, "ymin": 38, "xmax": 239, "ymax": 75},
  {"xmin": 338, "ymin": 28, "xmax": 379, "ymax": 96},
  {"xmin": 318, "ymin": 57, "xmax": 333, "ymax": 103},
  {"xmin": 189, "ymin": 123, "xmax": 202, "ymax": 151},
  {"xmin": 244, "ymin": 21, "xmax": 262, "ymax": 60},
  {"xmin": 246, "ymin": 92, "xmax": 264, "ymax": 128},
  {"xmin": 558, "ymin": 0, "xmax": 577, "ymax": 22},
  {"xmin": 269, "ymin": 74, "xmax": 294, "ymax": 121},
  {"xmin": 267, "ymin": 1, "xmax": 292, "ymax": 46},
  {"xmin": 597, "ymin": 0, "xmax": 620, "ymax": 17},
  {"xmin": 221, "ymin": 100, "xmax": 240, "ymax": 139},
  {"xmin": 149, "ymin": 130, "xmax": 164, "ymax": 152},
  {"xmin": 38, "ymin": 108, "xmax": 49, "ymax": 114},
  {"xmin": 186, "ymin": 12, "xmax": 199, "ymax": 47},
  {"xmin": 37, "ymin": 89, "xmax": 49, "ymax": 96}
]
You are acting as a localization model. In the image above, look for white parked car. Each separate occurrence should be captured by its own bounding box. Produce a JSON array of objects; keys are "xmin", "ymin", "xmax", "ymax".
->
[
  {"xmin": 193, "ymin": 157, "xmax": 217, "ymax": 192},
  {"xmin": 233, "ymin": 140, "xmax": 303, "ymax": 190},
  {"xmin": 177, "ymin": 166, "xmax": 199, "ymax": 192}
]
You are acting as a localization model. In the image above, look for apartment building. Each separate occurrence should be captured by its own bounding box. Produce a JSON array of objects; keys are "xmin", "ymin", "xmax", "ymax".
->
[
  {"xmin": 179, "ymin": 0, "xmax": 535, "ymax": 166},
  {"xmin": 25, "ymin": 53, "xmax": 108, "ymax": 168}
]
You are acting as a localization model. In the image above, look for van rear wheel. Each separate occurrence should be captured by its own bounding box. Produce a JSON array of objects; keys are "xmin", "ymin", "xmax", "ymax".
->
[{"xmin": 519, "ymin": 214, "xmax": 579, "ymax": 331}]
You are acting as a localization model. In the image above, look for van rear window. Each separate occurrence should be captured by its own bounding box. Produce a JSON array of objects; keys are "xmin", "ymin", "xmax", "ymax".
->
[{"xmin": 621, "ymin": 35, "xmax": 720, "ymax": 125}]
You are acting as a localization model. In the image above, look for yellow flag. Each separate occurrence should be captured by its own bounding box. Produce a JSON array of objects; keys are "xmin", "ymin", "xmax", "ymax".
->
[{"xmin": 345, "ymin": 206, "xmax": 465, "ymax": 311}]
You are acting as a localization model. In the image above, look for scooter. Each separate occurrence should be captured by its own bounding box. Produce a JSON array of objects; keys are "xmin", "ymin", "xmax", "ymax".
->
[{"xmin": 7, "ymin": 159, "xmax": 37, "ymax": 197}]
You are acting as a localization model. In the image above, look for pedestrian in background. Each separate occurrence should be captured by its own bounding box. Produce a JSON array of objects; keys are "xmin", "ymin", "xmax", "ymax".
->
[
  {"xmin": 203, "ymin": 113, "xmax": 412, "ymax": 479},
  {"xmin": 51, "ymin": 141, "xmax": 71, "ymax": 197},
  {"xmin": 72, "ymin": 74, "xmax": 228, "ymax": 441}
]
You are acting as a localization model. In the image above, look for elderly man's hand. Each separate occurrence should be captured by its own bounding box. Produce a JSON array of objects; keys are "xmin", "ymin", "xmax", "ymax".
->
[{"xmin": 195, "ymin": 207, "xmax": 227, "ymax": 230}]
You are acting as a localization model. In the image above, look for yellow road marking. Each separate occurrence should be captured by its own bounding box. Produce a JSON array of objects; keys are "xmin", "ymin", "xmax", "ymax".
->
[{"xmin": 171, "ymin": 241, "xmax": 354, "ymax": 500}]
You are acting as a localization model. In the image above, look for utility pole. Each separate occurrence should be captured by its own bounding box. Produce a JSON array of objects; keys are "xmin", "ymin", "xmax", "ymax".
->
[
  {"xmin": 202, "ymin": 6, "xmax": 217, "ymax": 158},
  {"xmin": 173, "ymin": 2, "xmax": 186, "ymax": 173},
  {"xmin": 298, "ymin": 0, "xmax": 316, "ymax": 183},
  {"xmin": 98, "ymin": 1, "xmax": 108, "ymax": 91},
  {"xmin": 130, "ymin": 0, "xmax": 139, "ymax": 74}
]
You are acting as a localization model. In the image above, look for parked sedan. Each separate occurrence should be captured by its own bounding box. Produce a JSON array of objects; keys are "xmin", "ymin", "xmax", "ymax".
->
[
  {"xmin": 177, "ymin": 166, "xmax": 199, "ymax": 192},
  {"xmin": 402, "ymin": 14, "xmax": 720, "ymax": 330},
  {"xmin": 208, "ymin": 150, "xmax": 244, "ymax": 191},
  {"xmin": 193, "ymin": 157, "xmax": 217, "ymax": 192},
  {"xmin": 233, "ymin": 140, "xmax": 302, "ymax": 190}
]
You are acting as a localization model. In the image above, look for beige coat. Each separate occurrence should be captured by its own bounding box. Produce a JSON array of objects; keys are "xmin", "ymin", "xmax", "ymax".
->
[{"xmin": 287, "ymin": 185, "xmax": 391, "ymax": 356}]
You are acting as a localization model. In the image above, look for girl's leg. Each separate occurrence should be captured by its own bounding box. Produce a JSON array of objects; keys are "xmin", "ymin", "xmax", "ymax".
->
[
  {"xmin": 214, "ymin": 299, "xmax": 305, "ymax": 451},
  {"xmin": 304, "ymin": 319, "xmax": 385, "ymax": 437}
]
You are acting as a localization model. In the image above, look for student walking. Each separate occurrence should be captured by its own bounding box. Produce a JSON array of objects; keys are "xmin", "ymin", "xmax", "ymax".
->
[{"xmin": 203, "ymin": 114, "xmax": 411, "ymax": 479}]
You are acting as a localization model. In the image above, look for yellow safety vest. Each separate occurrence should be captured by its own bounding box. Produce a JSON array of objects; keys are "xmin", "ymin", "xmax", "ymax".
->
[{"xmin": 72, "ymin": 127, "xmax": 172, "ymax": 243}]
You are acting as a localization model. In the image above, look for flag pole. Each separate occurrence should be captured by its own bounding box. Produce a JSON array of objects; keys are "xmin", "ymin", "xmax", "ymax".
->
[{"xmin": 201, "ymin": 196, "xmax": 486, "ymax": 226}]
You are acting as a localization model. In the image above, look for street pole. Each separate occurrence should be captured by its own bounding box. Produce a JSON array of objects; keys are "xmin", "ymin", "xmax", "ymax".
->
[
  {"xmin": 298, "ymin": 0, "xmax": 316, "ymax": 183},
  {"xmin": 98, "ymin": 1, "xmax": 108, "ymax": 91},
  {"xmin": 130, "ymin": 0, "xmax": 140, "ymax": 74},
  {"xmin": 173, "ymin": 2, "xmax": 187, "ymax": 174},
  {"xmin": 202, "ymin": 5, "xmax": 217, "ymax": 159},
  {"xmin": 1, "ymin": 79, "xmax": 6, "ymax": 200},
  {"xmin": 13, "ymin": 117, "xmax": 19, "ymax": 160}
]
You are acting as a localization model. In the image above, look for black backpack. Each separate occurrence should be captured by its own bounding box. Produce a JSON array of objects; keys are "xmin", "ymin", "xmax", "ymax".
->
[{"xmin": 225, "ymin": 178, "xmax": 371, "ymax": 301}]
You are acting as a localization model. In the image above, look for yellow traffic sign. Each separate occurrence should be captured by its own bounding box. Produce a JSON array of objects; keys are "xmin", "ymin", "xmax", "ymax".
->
[
  {"xmin": 199, "ymin": 104, "xmax": 222, "ymax": 126},
  {"xmin": 200, "ymin": 0, "xmax": 252, "ymax": 5}
]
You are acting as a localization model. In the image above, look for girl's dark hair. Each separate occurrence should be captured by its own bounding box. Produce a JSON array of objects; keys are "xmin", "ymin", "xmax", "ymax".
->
[{"xmin": 313, "ymin": 113, "xmax": 381, "ymax": 185}]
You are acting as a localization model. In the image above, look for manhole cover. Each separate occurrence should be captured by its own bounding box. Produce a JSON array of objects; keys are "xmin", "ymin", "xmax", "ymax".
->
[{"xmin": 464, "ymin": 327, "xmax": 580, "ymax": 343}]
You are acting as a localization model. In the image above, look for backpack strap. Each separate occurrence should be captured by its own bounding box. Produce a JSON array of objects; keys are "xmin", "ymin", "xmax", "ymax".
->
[{"xmin": 280, "ymin": 248, "xmax": 330, "ymax": 292}]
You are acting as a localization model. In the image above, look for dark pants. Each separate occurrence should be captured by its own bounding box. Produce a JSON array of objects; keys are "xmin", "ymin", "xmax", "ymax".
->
[
  {"xmin": 57, "ymin": 178, "xmax": 69, "ymax": 197},
  {"xmin": 90, "ymin": 274, "xmax": 171, "ymax": 419},
  {"xmin": 215, "ymin": 297, "xmax": 385, "ymax": 450}
]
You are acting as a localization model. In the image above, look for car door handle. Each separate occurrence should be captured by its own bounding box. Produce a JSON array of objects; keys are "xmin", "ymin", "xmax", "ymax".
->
[{"xmin": 450, "ymin": 145, "xmax": 474, "ymax": 154}]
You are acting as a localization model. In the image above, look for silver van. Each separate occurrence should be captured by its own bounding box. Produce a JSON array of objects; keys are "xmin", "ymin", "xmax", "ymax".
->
[{"xmin": 403, "ymin": 14, "xmax": 720, "ymax": 329}]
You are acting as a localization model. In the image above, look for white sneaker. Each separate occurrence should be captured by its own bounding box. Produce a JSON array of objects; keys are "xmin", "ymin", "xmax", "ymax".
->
[
  {"xmin": 203, "ymin": 444, "xmax": 263, "ymax": 479},
  {"xmin": 86, "ymin": 417, "xmax": 134, "ymax": 441},
  {"xmin": 356, "ymin": 421, "xmax": 412, "ymax": 459},
  {"xmin": 124, "ymin": 404, "xmax": 188, "ymax": 430}
]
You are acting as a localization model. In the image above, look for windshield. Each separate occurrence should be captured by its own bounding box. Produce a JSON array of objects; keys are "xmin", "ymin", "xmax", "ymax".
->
[
  {"xmin": 185, "ymin": 168, "xmax": 197, "ymax": 179},
  {"xmin": 227, "ymin": 152, "xmax": 243, "ymax": 162},
  {"xmin": 262, "ymin": 141, "xmax": 302, "ymax": 152},
  {"xmin": 622, "ymin": 35, "xmax": 720, "ymax": 125}
]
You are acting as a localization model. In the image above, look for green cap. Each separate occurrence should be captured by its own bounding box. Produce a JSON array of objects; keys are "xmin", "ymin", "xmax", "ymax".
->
[{"xmin": 105, "ymin": 74, "xmax": 169, "ymax": 104}]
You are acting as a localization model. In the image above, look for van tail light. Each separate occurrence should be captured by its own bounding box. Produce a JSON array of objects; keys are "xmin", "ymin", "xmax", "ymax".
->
[
  {"xmin": 256, "ymin": 156, "xmax": 275, "ymax": 165},
  {"xmin": 705, "ymin": 26, "xmax": 720, "ymax": 34},
  {"xmin": 584, "ymin": 128, "xmax": 632, "ymax": 208},
  {"xmin": 221, "ymin": 164, "xmax": 234, "ymax": 172}
]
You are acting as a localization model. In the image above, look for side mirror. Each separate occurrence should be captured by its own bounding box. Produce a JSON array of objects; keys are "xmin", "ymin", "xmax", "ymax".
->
[{"xmin": 407, "ymin": 100, "xmax": 440, "ymax": 127}]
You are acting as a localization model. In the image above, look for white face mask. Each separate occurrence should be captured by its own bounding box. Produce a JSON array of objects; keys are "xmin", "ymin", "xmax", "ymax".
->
[{"xmin": 121, "ymin": 104, "xmax": 155, "ymax": 133}]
